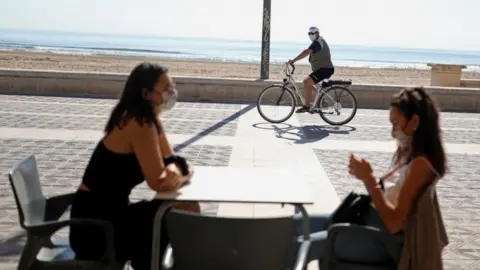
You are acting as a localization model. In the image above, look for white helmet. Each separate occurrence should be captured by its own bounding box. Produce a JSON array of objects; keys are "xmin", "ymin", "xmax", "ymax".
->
[
  {"xmin": 309, "ymin": 26, "xmax": 319, "ymax": 34},
  {"xmin": 308, "ymin": 26, "xmax": 319, "ymax": 41}
]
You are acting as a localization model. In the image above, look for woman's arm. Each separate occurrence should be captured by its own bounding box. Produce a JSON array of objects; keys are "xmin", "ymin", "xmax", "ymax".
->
[
  {"xmin": 157, "ymin": 123, "xmax": 174, "ymax": 157},
  {"xmin": 128, "ymin": 120, "xmax": 186, "ymax": 192},
  {"xmin": 157, "ymin": 122, "xmax": 190, "ymax": 176},
  {"xmin": 157, "ymin": 121, "xmax": 200, "ymax": 213},
  {"xmin": 364, "ymin": 158, "xmax": 435, "ymax": 233}
]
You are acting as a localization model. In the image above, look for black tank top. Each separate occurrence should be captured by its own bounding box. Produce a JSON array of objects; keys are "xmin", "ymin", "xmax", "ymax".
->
[{"xmin": 81, "ymin": 140, "xmax": 144, "ymax": 204}]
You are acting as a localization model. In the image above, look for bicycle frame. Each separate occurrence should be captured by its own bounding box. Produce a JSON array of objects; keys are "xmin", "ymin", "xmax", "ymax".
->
[{"xmin": 281, "ymin": 63, "xmax": 337, "ymax": 110}]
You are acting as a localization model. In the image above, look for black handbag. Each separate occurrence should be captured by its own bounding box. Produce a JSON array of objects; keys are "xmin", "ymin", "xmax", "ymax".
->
[
  {"xmin": 327, "ymin": 192, "xmax": 373, "ymax": 226},
  {"xmin": 328, "ymin": 179, "xmax": 386, "ymax": 226}
]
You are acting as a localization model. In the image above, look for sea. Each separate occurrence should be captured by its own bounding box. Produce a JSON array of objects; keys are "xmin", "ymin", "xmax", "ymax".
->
[{"xmin": 1, "ymin": 29, "xmax": 480, "ymax": 72}]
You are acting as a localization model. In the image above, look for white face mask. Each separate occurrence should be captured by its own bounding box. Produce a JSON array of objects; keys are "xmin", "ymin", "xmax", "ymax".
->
[
  {"xmin": 391, "ymin": 130, "xmax": 412, "ymax": 149},
  {"xmin": 309, "ymin": 34, "xmax": 317, "ymax": 41},
  {"xmin": 160, "ymin": 90, "xmax": 178, "ymax": 111}
]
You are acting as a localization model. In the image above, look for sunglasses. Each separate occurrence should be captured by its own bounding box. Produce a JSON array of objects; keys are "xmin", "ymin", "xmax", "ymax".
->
[{"xmin": 308, "ymin": 32, "xmax": 317, "ymax": 35}]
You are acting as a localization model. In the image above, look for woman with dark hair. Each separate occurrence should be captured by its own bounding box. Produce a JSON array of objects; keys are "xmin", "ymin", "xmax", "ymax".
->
[
  {"xmin": 290, "ymin": 87, "xmax": 448, "ymax": 269},
  {"xmin": 69, "ymin": 62, "xmax": 197, "ymax": 269}
]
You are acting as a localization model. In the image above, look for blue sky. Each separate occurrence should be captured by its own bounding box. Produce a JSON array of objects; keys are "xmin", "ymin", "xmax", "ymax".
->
[{"xmin": 0, "ymin": 0, "xmax": 479, "ymax": 50}]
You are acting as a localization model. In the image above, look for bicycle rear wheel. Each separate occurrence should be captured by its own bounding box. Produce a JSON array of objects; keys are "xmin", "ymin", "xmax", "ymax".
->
[
  {"xmin": 317, "ymin": 86, "xmax": 357, "ymax": 126},
  {"xmin": 257, "ymin": 85, "xmax": 296, "ymax": 123}
]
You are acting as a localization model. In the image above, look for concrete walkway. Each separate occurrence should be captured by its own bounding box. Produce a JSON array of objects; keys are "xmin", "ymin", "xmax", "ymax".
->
[{"xmin": 0, "ymin": 94, "xmax": 479, "ymax": 269}]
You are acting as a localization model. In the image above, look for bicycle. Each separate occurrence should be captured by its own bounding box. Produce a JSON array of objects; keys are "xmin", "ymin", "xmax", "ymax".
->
[{"xmin": 256, "ymin": 62, "xmax": 358, "ymax": 126}]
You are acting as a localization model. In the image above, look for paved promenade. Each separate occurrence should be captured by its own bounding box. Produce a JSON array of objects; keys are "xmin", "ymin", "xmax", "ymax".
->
[{"xmin": 0, "ymin": 94, "xmax": 479, "ymax": 269}]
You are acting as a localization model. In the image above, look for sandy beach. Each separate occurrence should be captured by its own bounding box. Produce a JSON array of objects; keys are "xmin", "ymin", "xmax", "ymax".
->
[{"xmin": 1, "ymin": 51, "xmax": 480, "ymax": 86}]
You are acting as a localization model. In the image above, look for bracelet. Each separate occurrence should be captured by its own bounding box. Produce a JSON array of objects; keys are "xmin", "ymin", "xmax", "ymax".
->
[{"xmin": 366, "ymin": 183, "xmax": 382, "ymax": 192}]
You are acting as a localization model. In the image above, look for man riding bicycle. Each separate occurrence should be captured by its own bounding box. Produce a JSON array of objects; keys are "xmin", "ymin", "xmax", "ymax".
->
[{"xmin": 289, "ymin": 26, "xmax": 334, "ymax": 113}]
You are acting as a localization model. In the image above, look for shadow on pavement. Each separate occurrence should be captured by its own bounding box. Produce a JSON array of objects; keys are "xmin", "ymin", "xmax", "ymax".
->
[
  {"xmin": 0, "ymin": 231, "xmax": 26, "ymax": 259},
  {"xmin": 174, "ymin": 104, "xmax": 256, "ymax": 152},
  {"xmin": 252, "ymin": 122, "xmax": 356, "ymax": 144}
]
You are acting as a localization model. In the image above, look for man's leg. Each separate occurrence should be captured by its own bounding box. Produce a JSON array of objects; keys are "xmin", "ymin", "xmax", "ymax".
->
[{"xmin": 296, "ymin": 72, "xmax": 320, "ymax": 113}]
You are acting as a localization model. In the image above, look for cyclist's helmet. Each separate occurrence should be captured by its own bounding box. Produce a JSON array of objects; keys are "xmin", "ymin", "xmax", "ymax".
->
[{"xmin": 308, "ymin": 26, "xmax": 319, "ymax": 41}]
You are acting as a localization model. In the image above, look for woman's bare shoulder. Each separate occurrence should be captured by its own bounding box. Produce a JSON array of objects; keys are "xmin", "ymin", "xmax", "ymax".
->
[
  {"xmin": 121, "ymin": 117, "xmax": 158, "ymax": 137},
  {"xmin": 405, "ymin": 156, "xmax": 439, "ymax": 190}
]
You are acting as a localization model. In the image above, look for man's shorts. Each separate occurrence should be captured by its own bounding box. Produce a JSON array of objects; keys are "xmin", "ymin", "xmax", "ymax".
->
[{"xmin": 309, "ymin": 67, "xmax": 335, "ymax": 84}]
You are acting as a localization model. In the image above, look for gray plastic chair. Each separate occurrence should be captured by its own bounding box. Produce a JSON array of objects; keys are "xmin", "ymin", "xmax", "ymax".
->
[
  {"xmin": 161, "ymin": 210, "xmax": 310, "ymax": 270},
  {"xmin": 8, "ymin": 155, "xmax": 121, "ymax": 270},
  {"xmin": 320, "ymin": 223, "xmax": 398, "ymax": 270}
]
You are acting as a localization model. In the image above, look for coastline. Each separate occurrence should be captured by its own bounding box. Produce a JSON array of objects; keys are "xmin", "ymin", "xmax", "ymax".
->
[{"xmin": 2, "ymin": 51, "xmax": 480, "ymax": 85}]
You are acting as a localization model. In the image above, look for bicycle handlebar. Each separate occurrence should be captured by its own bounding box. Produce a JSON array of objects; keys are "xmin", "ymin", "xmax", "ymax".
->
[{"xmin": 289, "ymin": 62, "xmax": 296, "ymax": 74}]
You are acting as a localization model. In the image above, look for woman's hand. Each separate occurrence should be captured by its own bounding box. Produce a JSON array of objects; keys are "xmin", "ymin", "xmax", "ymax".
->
[
  {"xmin": 158, "ymin": 163, "xmax": 183, "ymax": 191},
  {"xmin": 179, "ymin": 164, "xmax": 194, "ymax": 185},
  {"xmin": 158, "ymin": 160, "xmax": 194, "ymax": 191},
  {"xmin": 348, "ymin": 154, "xmax": 375, "ymax": 185},
  {"xmin": 170, "ymin": 160, "xmax": 200, "ymax": 213}
]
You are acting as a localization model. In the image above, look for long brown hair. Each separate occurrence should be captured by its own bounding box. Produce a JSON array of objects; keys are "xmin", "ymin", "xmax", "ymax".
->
[
  {"xmin": 105, "ymin": 62, "xmax": 167, "ymax": 134},
  {"xmin": 390, "ymin": 87, "xmax": 447, "ymax": 177}
]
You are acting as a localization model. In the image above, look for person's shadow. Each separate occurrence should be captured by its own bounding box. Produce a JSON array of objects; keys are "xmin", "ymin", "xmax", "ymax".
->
[{"xmin": 252, "ymin": 123, "xmax": 356, "ymax": 144}]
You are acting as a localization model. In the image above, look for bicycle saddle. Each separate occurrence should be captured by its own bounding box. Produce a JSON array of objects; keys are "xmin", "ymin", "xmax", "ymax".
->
[{"xmin": 320, "ymin": 79, "xmax": 353, "ymax": 88}]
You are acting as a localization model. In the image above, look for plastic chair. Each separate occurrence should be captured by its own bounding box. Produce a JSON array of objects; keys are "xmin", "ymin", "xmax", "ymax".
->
[
  {"xmin": 320, "ymin": 223, "xmax": 399, "ymax": 270},
  {"xmin": 161, "ymin": 210, "xmax": 310, "ymax": 270},
  {"xmin": 8, "ymin": 155, "xmax": 121, "ymax": 270}
]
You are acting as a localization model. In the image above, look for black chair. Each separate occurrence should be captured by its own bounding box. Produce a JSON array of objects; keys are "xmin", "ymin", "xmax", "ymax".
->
[
  {"xmin": 160, "ymin": 210, "xmax": 310, "ymax": 270},
  {"xmin": 322, "ymin": 183, "xmax": 447, "ymax": 269},
  {"xmin": 320, "ymin": 223, "xmax": 399, "ymax": 270},
  {"xmin": 8, "ymin": 155, "xmax": 121, "ymax": 270}
]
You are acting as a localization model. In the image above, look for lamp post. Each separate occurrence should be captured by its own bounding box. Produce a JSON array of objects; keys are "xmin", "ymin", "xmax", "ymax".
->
[{"xmin": 260, "ymin": 0, "xmax": 271, "ymax": 80}]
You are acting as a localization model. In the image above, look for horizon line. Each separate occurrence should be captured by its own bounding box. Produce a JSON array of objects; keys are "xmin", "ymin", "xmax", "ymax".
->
[{"xmin": 1, "ymin": 27, "xmax": 480, "ymax": 54}]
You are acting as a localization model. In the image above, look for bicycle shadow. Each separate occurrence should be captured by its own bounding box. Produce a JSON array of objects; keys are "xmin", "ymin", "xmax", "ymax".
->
[{"xmin": 252, "ymin": 123, "xmax": 356, "ymax": 144}]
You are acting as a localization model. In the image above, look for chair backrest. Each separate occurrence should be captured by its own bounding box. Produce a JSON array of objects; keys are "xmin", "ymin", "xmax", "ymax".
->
[
  {"xmin": 166, "ymin": 210, "xmax": 294, "ymax": 270},
  {"xmin": 8, "ymin": 155, "xmax": 47, "ymax": 228}
]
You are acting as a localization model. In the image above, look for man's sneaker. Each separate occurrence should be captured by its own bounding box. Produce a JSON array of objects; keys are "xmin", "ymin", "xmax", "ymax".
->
[{"xmin": 295, "ymin": 105, "xmax": 310, "ymax": 113}]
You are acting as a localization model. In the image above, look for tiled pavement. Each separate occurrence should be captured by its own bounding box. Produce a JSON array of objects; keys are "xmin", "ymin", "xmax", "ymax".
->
[{"xmin": 0, "ymin": 94, "xmax": 479, "ymax": 269}]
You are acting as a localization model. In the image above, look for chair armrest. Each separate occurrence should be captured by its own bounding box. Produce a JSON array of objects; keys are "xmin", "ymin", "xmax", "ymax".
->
[
  {"xmin": 161, "ymin": 244, "xmax": 174, "ymax": 270},
  {"xmin": 329, "ymin": 223, "xmax": 381, "ymax": 235},
  {"xmin": 27, "ymin": 218, "xmax": 116, "ymax": 263},
  {"xmin": 293, "ymin": 240, "xmax": 311, "ymax": 270},
  {"xmin": 328, "ymin": 223, "xmax": 393, "ymax": 243},
  {"xmin": 44, "ymin": 193, "xmax": 75, "ymax": 221}
]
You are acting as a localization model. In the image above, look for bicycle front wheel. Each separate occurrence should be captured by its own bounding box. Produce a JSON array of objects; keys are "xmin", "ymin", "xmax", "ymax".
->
[
  {"xmin": 257, "ymin": 85, "xmax": 296, "ymax": 123},
  {"xmin": 317, "ymin": 86, "xmax": 357, "ymax": 126}
]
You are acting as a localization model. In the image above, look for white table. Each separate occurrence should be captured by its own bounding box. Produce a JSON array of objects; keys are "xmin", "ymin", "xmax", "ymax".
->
[
  {"xmin": 150, "ymin": 166, "xmax": 315, "ymax": 270},
  {"xmin": 154, "ymin": 166, "xmax": 314, "ymax": 204}
]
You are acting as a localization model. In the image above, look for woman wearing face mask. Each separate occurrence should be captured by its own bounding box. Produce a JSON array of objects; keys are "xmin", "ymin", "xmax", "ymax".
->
[
  {"xmin": 289, "ymin": 87, "xmax": 448, "ymax": 269},
  {"xmin": 69, "ymin": 62, "xmax": 196, "ymax": 270}
]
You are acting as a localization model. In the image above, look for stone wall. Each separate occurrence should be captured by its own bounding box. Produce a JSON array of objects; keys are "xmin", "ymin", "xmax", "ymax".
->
[
  {"xmin": 461, "ymin": 79, "xmax": 480, "ymax": 89},
  {"xmin": 0, "ymin": 68, "xmax": 479, "ymax": 111}
]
